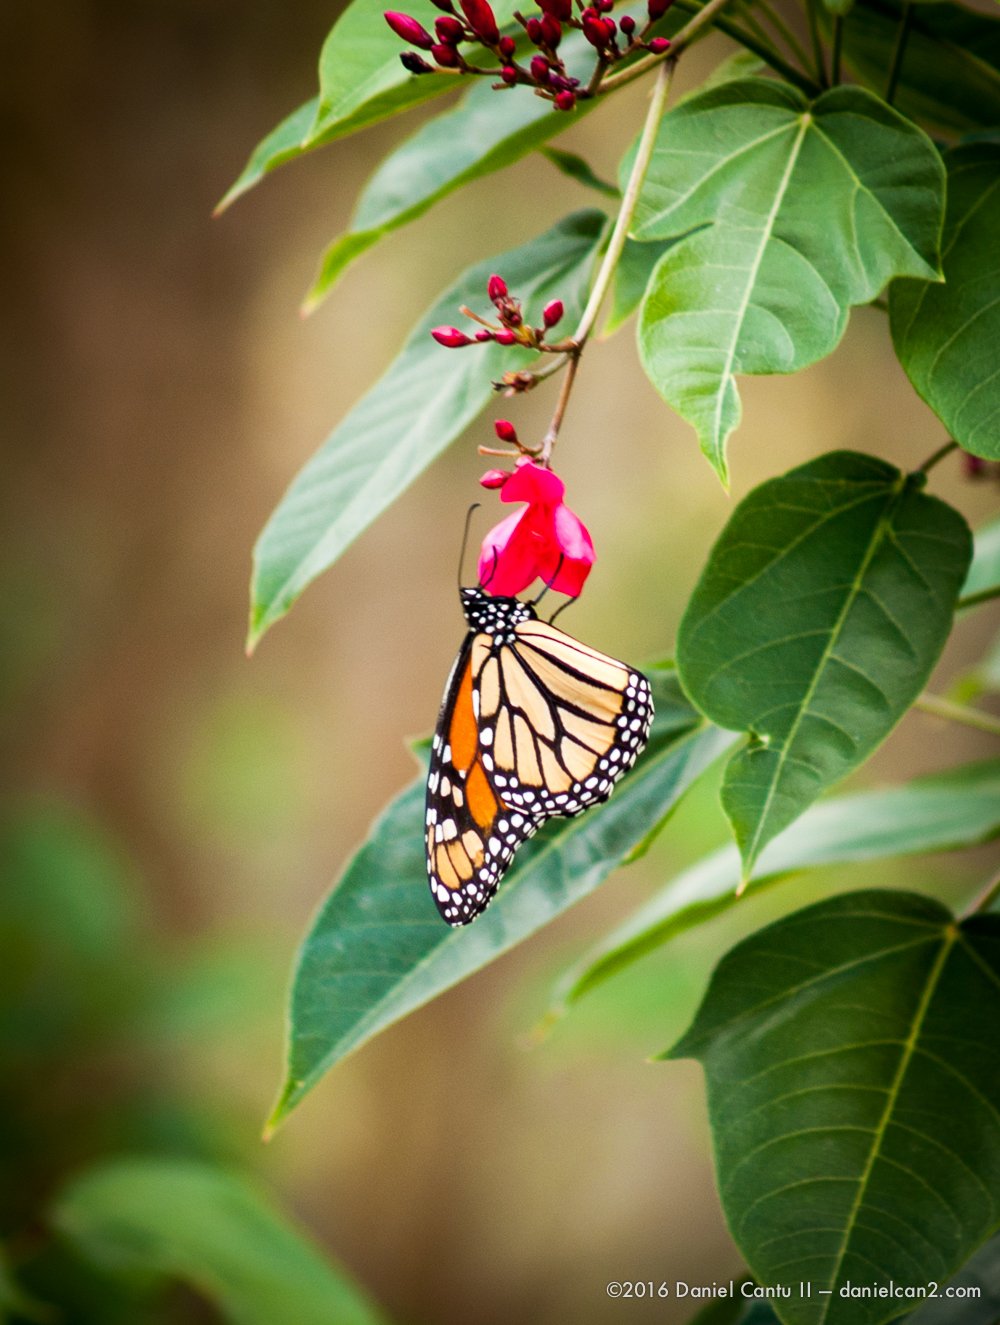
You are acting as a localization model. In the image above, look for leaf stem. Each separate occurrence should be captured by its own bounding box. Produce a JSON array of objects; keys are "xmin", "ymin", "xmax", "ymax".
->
[
  {"xmin": 918, "ymin": 439, "xmax": 958, "ymax": 473},
  {"xmin": 540, "ymin": 58, "xmax": 675, "ymax": 459},
  {"xmin": 805, "ymin": 0, "xmax": 828, "ymax": 87},
  {"xmin": 959, "ymin": 584, "xmax": 1000, "ymax": 611},
  {"xmin": 830, "ymin": 13, "xmax": 843, "ymax": 83},
  {"xmin": 914, "ymin": 692, "xmax": 1000, "ymax": 738},
  {"xmin": 752, "ymin": 0, "xmax": 813, "ymax": 73},
  {"xmin": 884, "ymin": 1, "xmax": 913, "ymax": 106},
  {"xmin": 962, "ymin": 867, "xmax": 1000, "ymax": 918}
]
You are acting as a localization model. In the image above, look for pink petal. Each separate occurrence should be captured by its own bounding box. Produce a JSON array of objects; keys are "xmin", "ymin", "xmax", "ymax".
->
[
  {"xmin": 501, "ymin": 459, "xmax": 565, "ymax": 506},
  {"xmin": 478, "ymin": 508, "xmax": 543, "ymax": 595}
]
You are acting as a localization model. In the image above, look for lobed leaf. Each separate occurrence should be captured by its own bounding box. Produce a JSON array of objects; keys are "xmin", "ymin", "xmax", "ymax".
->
[
  {"xmin": 667, "ymin": 889, "xmax": 1000, "ymax": 1325},
  {"xmin": 53, "ymin": 1159, "xmax": 387, "ymax": 1325},
  {"xmin": 554, "ymin": 757, "xmax": 1000, "ymax": 1012},
  {"xmin": 634, "ymin": 80, "xmax": 943, "ymax": 482},
  {"xmin": 248, "ymin": 211, "xmax": 604, "ymax": 650},
  {"xmin": 676, "ymin": 451, "xmax": 972, "ymax": 876},
  {"xmin": 837, "ymin": 0, "xmax": 1000, "ymax": 136},
  {"xmin": 269, "ymin": 668, "xmax": 733, "ymax": 1129},
  {"xmin": 892, "ymin": 145, "xmax": 1000, "ymax": 463}
]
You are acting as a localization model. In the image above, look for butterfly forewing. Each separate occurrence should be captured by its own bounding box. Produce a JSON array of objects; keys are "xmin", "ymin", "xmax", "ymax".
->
[{"xmin": 425, "ymin": 590, "xmax": 653, "ymax": 926}]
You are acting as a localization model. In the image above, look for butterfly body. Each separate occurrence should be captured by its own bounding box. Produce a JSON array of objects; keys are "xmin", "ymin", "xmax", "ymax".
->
[{"xmin": 426, "ymin": 587, "xmax": 653, "ymax": 926}]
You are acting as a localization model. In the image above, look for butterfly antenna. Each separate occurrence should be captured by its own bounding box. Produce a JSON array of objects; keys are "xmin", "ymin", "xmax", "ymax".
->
[
  {"xmin": 457, "ymin": 503, "xmax": 480, "ymax": 590},
  {"xmin": 480, "ymin": 547, "xmax": 499, "ymax": 591},
  {"xmin": 531, "ymin": 554, "xmax": 565, "ymax": 607},
  {"xmin": 549, "ymin": 595, "xmax": 578, "ymax": 626}
]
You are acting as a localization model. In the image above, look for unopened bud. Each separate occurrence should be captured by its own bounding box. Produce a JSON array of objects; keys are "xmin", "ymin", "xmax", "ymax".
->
[
  {"xmin": 647, "ymin": 0, "xmax": 674, "ymax": 17},
  {"xmin": 498, "ymin": 34, "xmax": 517, "ymax": 55},
  {"xmin": 431, "ymin": 40, "xmax": 461, "ymax": 63},
  {"xmin": 429, "ymin": 0, "xmax": 456, "ymax": 9},
  {"xmin": 475, "ymin": 329, "xmax": 495, "ymax": 341},
  {"xmin": 431, "ymin": 326, "xmax": 473, "ymax": 347},
  {"xmin": 460, "ymin": 0, "xmax": 500, "ymax": 43},
  {"xmin": 500, "ymin": 63, "xmax": 518, "ymax": 82},
  {"xmin": 540, "ymin": 14, "xmax": 562, "ymax": 45},
  {"xmin": 384, "ymin": 11, "xmax": 435, "ymax": 47},
  {"xmin": 554, "ymin": 89, "xmax": 576, "ymax": 110},
  {"xmin": 647, "ymin": 34, "xmax": 671, "ymax": 51},
  {"xmin": 619, "ymin": 13, "xmax": 635, "ymax": 34},
  {"xmin": 494, "ymin": 419, "xmax": 518, "ymax": 443},
  {"xmin": 400, "ymin": 51, "xmax": 434, "ymax": 72},
  {"xmin": 530, "ymin": 54, "xmax": 551, "ymax": 82},
  {"xmin": 597, "ymin": 0, "xmax": 614, "ymax": 12},
  {"xmin": 480, "ymin": 468, "xmax": 510, "ymax": 488},
  {"xmin": 541, "ymin": 299, "xmax": 564, "ymax": 329},
  {"xmin": 494, "ymin": 329, "xmax": 517, "ymax": 345},
  {"xmin": 964, "ymin": 454, "xmax": 988, "ymax": 479},
  {"xmin": 526, "ymin": 17, "xmax": 544, "ymax": 43},
  {"xmin": 435, "ymin": 14, "xmax": 466, "ymax": 40},
  {"xmin": 582, "ymin": 14, "xmax": 612, "ymax": 46},
  {"xmin": 488, "ymin": 274, "xmax": 508, "ymax": 302},
  {"xmin": 538, "ymin": 0, "xmax": 573, "ymax": 18}
]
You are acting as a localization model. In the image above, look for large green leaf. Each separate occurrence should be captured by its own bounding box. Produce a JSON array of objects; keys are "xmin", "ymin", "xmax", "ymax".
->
[
  {"xmin": 676, "ymin": 452, "xmax": 972, "ymax": 876},
  {"xmin": 53, "ymin": 1159, "xmax": 387, "ymax": 1325},
  {"xmin": 892, "ymin": 145, "xmax": 1000, "ymax": 463},
  {"xmin": 667, "ymin": 890, "xmax": 1000, "ymax": 1325},
  {"xmin": 217, "ymin": 99, "xmax": 319, "ymax": 213},
  {"xmin": 554, "ymin": 757, "xmax": 1000, "ymax": 1011},
  {"xmin": 305, "ymin": 46, "xmax": 597, "ymax": 311},
  {"xmin": 634, "ymin": 80, "xmax": 943, "ymax": 482},
  {"xmin": 249, "ymin": 211, "xmax": 603, "ymax": 650},
  {"xmin": 270, "ymin": 668, "xmax": 733, "ymax": 1128},
  {"xmin": 838, "ymin": 0, "xmax": 1000, "ymax": 136}
]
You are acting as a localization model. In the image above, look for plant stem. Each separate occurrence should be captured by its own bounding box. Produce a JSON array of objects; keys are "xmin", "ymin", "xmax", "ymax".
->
[
  {"xmin": 962, "ymin": 867, "xmax": 1000, "ymax": 918},
  {"xmin": 914, "ymin": 692, "xmax": 1000, "ymax": 738},
  {"xmin": 805, "ymin": 0, "xmax": 828, "ymax": 86},
  {"xmin": 885, "ymin": 1, "xmax": 913, "ymax": 106},
  {"xmin": 830, "ymin": 13, "xmax": 843, "ymax": 82},
  {"xmin": 539, "ymin": 58, "xmax": 675, "ymax": 461},
  {"xmin": 753, "ymin": 0, "xmax": 813, "ymax": 72},
  {"xmin": 918, "ymin": 439, "xmax": 958, "ymax": 473},
  {"xmin": 959, "ymin": 584, "xmax": 1000, "ymax": 611}
]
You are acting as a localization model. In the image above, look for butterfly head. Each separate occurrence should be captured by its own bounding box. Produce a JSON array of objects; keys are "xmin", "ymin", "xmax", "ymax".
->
[{"xmin": 460, "ymin": 586, "xmax": 536, "ymax": 643}]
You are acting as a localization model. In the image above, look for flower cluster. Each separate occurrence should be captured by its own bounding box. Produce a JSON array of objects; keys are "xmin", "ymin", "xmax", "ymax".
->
[
  {"xmin": 478, "ymin": 457, "xmax": 595, "ymax": 596},
  {"xmin": 385, "ymin": 0, "xmax": 674, "ymax": 111},
  {"xmin": 431, "ymin": 273, "xmax": 566, "ymax": 352}
]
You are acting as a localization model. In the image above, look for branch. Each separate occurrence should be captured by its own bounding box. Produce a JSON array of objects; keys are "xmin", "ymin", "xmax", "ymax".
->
[{"xmin": 914, "ymin": 692, "xmax": 1000, "ymax": 738}]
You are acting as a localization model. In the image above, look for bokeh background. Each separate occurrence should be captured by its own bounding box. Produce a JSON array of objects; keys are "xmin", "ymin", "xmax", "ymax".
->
[{"xmin": 3, "ymin": 3, "xmax": 998, "ymax": 1321}]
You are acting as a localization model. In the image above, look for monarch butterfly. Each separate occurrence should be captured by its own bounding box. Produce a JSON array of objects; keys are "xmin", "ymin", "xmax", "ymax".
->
[{"xmin": 426, "ymin": 586, "xmax": 654, "ymax": 925}]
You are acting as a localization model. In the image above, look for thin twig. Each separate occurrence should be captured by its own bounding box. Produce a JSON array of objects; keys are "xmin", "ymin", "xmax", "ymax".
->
[
  {"xmin": 539, "ymin": 58, "xmax": 675, "ymax": 461},
  {"xmin": 831, "ymin": 13, "xmax": 843, "ymax": 83},
  {"xmin": 958, "ymin": 584, "xmax": 1000, "ymax": 611},
  {"xmin": 885, "ymin": 1, "xmax": 913, "ymax": 106},
  {"xmin": 914, "ymin": 692, "xmax": 1000, "ymax": 738},
  {"xmin": 918, "ymin": 439, "xmax": 958, "ymax": 473}
]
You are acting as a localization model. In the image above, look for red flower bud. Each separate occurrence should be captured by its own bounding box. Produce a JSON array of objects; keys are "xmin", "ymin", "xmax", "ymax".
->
[
  {"xmin": 964, "ymin": 454, "xmax": 988, "ymax": 479},
  {"xmin": 488, "ymin": 274, "xmax": 508, "ymax": 302},
  {"xmin": 435, "ymin": 14, "xmax": 466, "ymax": 40},
  {"xmin": 384, "ymin": 11, "xmax": 435, "ymax": 48},
  {"xmin": 539, "ymin": 14, "xmax": 562, "ymax": 45},
  {"xmin": 498, "ymin": 34, "xmax": 517, "ymax": 55},
  {"xmin": 494, "ymin": 329, "xmax": 517, "ymax": 345},
  {"xmin": 460, "ymin": 0, "xmax": 500, "ymax": 43},
  {"xmin": 475, "ymin": 329, "xmax": 495, "ymax": 341},
  {"xmin": 597, "ymin": 0, "xmax": 614, "ymax": 12},
  {"xmin": 541, "ymin": 299, "xmax": 564, "ymax": 329},
  {"xmin": 431, "ymin": 40, "xmax": 461, "ymax": 63},
  {"xmin": 647, "ymin": 34, "xmax": 671, "ymax": 51},
  {"xmin": 619, "ymin": 13, "xmax": 635, "ymax": 34},
  {"xmin": 494, "ymin": 419, "xmax": 518, "ymax": 443},
  {"xmin": 430, "ymin": 0, "xmax": 456, "ymax": 9},
  {"xmin": 500, "ymin": 63, "xmax": 518, "ymax": 82},
  {"xmin": 530, "ymin": 54, "xmax": 551, "ymax": 82},
  {"xmin": 431, "ymin": 326, "xmax": 473, "ymax": 347},
  {"xmin": 480, "ymin": 469, "xmax": 510, "ymax": 489},
  {"xmin": 400, "ymin": 51, "xmax": 434, "ymax": 72},
  {"xmin": 582, "ymin": 13, "xmax": 612, "ymax": 46},
  {"xmin": 526, "ymin": 17, "xmax": 544, "ymax": 43},
  {"xmin": 538, "ymin": 0, "xmax": 573, "ymax": 18},
  {"xmin": 647, "ymin": 0, "xmax": 673, "ymax": 17},
  {"xmin": 554, "ymin": 89, "xmax": 577, "ymax": 110}
]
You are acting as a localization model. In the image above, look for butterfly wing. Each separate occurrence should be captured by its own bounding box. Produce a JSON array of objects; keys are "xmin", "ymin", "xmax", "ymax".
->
[
  {"xmin": 425, "ymin": 633, "xmax": 539, "ymax": 926},
  {"xmin": 477, "ymin": 618, "xmax": 654, "ymax": 819}
]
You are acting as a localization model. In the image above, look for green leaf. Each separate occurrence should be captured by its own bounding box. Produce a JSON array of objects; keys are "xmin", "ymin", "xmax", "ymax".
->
[
  {"xmin": 838, "ymin": 0, "xmax": 1000, "ymax": 136},
  {"xmin": 53, "ymin": 1159, "xmax": 387, "ymax": 1325},
  {"xmin": 248, "ymin": 211, "xmax": 603, "ymax": 650},
  {"xmin": 554, "ymin": 757, "xmax": 1000, "ymax": 1012},
  {"xmin": 305, "ymin": 58, "xmax": 596, "ymax": 310},
  {"xmin": 634, "ymin": 80, "xmax": 943, "ymax": 482},
  {"xmin": 310, "ymin": 0, "xmax": 521, "ymax": 146},
  {"xmin": 0, "ymin": 1245, "xmax": 50, "ymax": 1323},
  {"xmin": 217, "ymin": 99, "xmax": 318, "ymax": 213},
  {"xmin": 541, "ymin": 146, "xmax": 619, "ymax": 199},
  {"xmin": 605, "ymin": 237, "xmax": 676, "ymax": 337},
  {"xmin": 666, "ymin": 889, "xmax": 1000, "ymax": 1325},
  {"xmin": 962, "ymin": 514, "xmax": 1000, "ymax": 609},
  {"xmin": 676, "ymin": 451, "xmax": 972, "ymax": 876},
  {"xmin": 270, "ymin": 668, "xmax": 733, "ymax": 1129},
  {"xmin": 892, "ymin": 145, "xmax": 1000, "ymax": 463}
]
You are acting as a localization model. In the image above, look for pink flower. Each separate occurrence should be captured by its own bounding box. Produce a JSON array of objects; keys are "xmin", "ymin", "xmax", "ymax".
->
[{"xmin": 477, "ymin": 459, "xmax": 595, "ymax": 597}]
